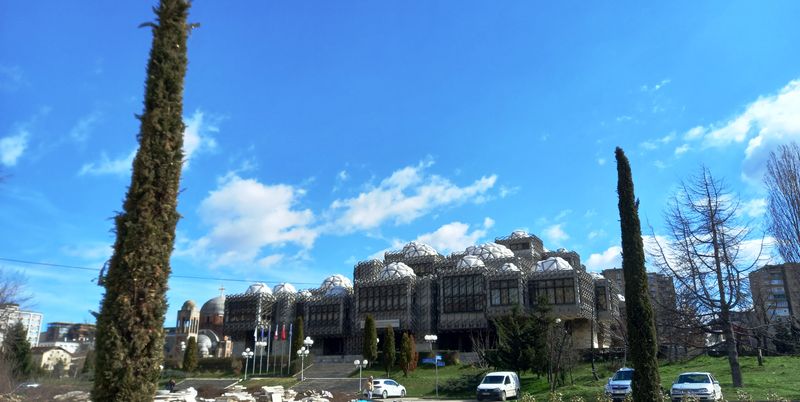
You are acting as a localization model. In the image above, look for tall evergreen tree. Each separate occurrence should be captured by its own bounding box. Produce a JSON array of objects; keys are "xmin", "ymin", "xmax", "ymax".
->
[
  {"xmin": 1, "ymin": 321, "xmax": 33, "ymax": 380},
  {"xmin": 92, "ymin": 1, "xmax": 191, "ymax": 400},
  {"xmin": 81, "ymin": 349, "xmax": 95, "ymax": 375},
  {"xmin": 182, "ymin": 337, "xmax": 198, "ymax": 372},
  {"xmin": 382, "ymin": 325, "xmax": 396, "ymax": 376},
  {"xmin": 363, "ymin": 315, "xmax": 378, "ymax": 365},
  {"xmin": 615, "ymin": 147, "xmax": 661, "ymax": 401},
  {"xmin": 491, "ymin": 307, "xmax": 534, "ymax": 375},
  {"xmin": 398, "ymin": 332, "xmax": 413, "ymax": 377}
]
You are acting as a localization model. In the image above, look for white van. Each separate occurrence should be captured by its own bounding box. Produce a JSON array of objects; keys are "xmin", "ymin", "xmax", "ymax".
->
[{"xmin": 476, "ymin": 371, "xmax": 521, "ymax": 401}]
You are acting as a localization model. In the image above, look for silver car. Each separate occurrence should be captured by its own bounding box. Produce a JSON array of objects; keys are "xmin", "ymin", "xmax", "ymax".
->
[{"xmin": 670, "ymin": 372, "xmax": 723, "ymax": 402}]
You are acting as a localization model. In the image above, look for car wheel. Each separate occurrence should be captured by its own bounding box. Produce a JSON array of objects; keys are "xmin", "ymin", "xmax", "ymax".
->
[
  {"xmin": 515, "ymin": 389, "xmax": 520, "ymax": 399},
  {"xmin": 400, "ymin": 390, "xmax": 406, "ymax": 398},
  {"xmin": 500, "ymin": 391, "xmax": 506, "ymax": 402},
  {"xmin": 383, "ymin": 391, "xmax": 388, "ymax": 399}
]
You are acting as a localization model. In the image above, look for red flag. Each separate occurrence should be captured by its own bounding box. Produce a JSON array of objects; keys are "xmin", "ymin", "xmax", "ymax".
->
[
  {"xmin": 274, "ymin": 324, "xmax": 279, "ymax": 340},
  {"xmin": 281, "ymin": 324, "xmax": 286, "ymax": 340}
]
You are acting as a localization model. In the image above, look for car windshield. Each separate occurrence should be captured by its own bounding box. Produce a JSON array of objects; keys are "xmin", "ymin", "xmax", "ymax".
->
[
  {"xmin": 482, "ymin": 375, "xmax": 505, "ymax": 384},
  {"xmin": 677, "ymin": 374, "xmax": 710, "ymax": 384},
  {"xmin": 613, "ymin": 370, "xmax": 633, "ymax": 381}
]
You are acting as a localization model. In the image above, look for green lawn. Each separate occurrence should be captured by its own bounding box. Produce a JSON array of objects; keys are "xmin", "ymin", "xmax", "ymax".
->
[{"xmin": 352, "ymin": 356, "xmax": 800, "ymax": 400}]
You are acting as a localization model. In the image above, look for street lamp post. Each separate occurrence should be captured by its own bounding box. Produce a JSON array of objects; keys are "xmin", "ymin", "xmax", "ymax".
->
[
  {"xmin": 296, "ymin": 346, "xmax": 310, "ymax": 380},
  {"xmin": 241, "ymin": 348, "xmax": 254, "ymax": 381},
  {"xmin": 354, "ymin": 359, "xmax": 368, "ymax": 395},
  {"xmin": 255, "ymin": 339, "xmax": 268, "ymax": 375},
  {"xmin": 424, "ymin": 334, "xmax": 439, "ymax": 397}
]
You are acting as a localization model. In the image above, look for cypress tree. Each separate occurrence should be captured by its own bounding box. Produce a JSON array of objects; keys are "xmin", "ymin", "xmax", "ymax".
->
[
  {"xmin": 363, "ymin": 315, "xmax": 378, "ymax": 365},
  {"xmin": 615, "ymin": 147, "xmax": 661, "ymax": 401},
  {"xmin": 81, "ymin": 349, "xmax": 95, "ymax": 375},
  {"xmin": 182, "ymin": 337, "xmax": 198, "ymax": 372},
  {"xmin": 382, "ymin": 325, "xmax": 396, "ymax": 376},
  {"xmin": 92, "ymin": 1, "xmax": 191, "ymax": 400},
  {"xmin": 1, "ymin": 321, "xmax": 33, "ymax": 380},
  {"xmin": 398, "ymin": 332, "xmax": 412, "ymax": 377}
]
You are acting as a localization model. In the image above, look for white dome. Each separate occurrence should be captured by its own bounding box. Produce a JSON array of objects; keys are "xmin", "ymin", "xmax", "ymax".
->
[
  {"xmin": 326, "ymin": 285, "xmax": 349, "ymax": 296},
  {"xmin": 298, "ymin": 289, "xmax": 313, "ymax": 298},
  {"xmin": 466, "ymin": 242, "xmax": 515, "ymax": 260},
  {"xmin": 273, "ymin": 283, "xmax": 297, "ymax": 294},
  {"xmin": 402, "ymin": 241, "xmax": 438, "ymax": 258},
  {"xmin": 379, "ymin": 262, "xmax": 417, "ymax": 280},
  {"xmin": 321, "ymin": 274, "xmax": 353, "ymax": 290},
  {"xmin": 457, "ymin": 255, "xmax": 486, "ymax": 270},
  {"xmin": 510, "ymin": 230, "xmax": 530, "ymax": 239},
  {"xmin": 499, "ymin": 262, "xmax": 520, "ymax": 272},
  {"xmin": 245, "ymin": 283, "xmax": 272, "ymax": 295},
  {"xmin": 537, "ymin": 257, "xmax": 573, "ymax": 271},
  {"xmin": 590, "ymin": 272, "xmax": 604, "ymax": 280},
  {"xmin": 197, "ymin": 334, "xmax": 212, "ymax": 351}
]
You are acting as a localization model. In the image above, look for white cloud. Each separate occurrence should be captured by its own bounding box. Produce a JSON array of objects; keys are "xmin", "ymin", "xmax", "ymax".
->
[
  {"xmin": 69, "ymin": 111, "xmax": 102, "ymax": 142},
  {"xmin": 640, "ymin": 133, "xmax": 677, "ymax": 152},
  {"xmin": 258, "ymin": 254, "xmax": 285, "ymax": 268},
  {"xmin": 682, "ymin": 79, "xmax": 800, "ymax": 183},
  {"xmin": 183, "ymin": 109, "xmax": 218, "ymax": 168},
  {"xmin": 674, "ymin": 144, "xmax": 690, "ymax": 156},
  {"xmin": 741, "ymin": 198, "xmax": 767, "ymax": 218},
  {"xmin": 338, "ymin": 170, "xmax": 348, "ymax": 181},
  {"xmin": 417, "ymin": 218, "xmax": 494, "ymax": 254},
  {"xmin": 328, "ymin": 161, "xmax": 497, "ymax": 232},
  {"xmin": 654, "ymin": 160, "xmax": 667, "ymax": 170},
  {"xmin": 555, "ymin": 209, "xmax": 572, "ymax": 221},
  {"xmin": 543, "ymin": 223, "xmax": 569, "ymax": 245},
  {"xmin": 585, "ymin": 245, "xmax": 622, "ymax": 271},
  {"xmin": 499, "ymin": 185, "xmax": 519, "ymax": 198},
  {"xmin": 184, "ymin": 173, "xmax": 317, "ymax": 267},
  {"xmin": 597, "ymin": 158, "xmax": 606, "ymax": 166},
  {"xmin": 0, "ymin": 129, "xmax": 29, "ymax": 166},
  {"xmin": 79, "ymin": 149, "xmax": 136, "ymax": 176}
]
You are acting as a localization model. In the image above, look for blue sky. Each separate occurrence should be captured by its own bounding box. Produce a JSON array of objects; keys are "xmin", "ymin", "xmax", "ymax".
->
[{"xmin": 1, "ymin": 1, "xmax": 796, "ymax": 326}]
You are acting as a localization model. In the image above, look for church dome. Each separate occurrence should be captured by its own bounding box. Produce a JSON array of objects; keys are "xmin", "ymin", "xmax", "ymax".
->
[
  {"xmin": 379, "ymin": 262, "xmax": 417, "ymax": 280},
  {"xmin": 466, "ymin": 242, "xmax": 515, "ymax": 260},
  {"xmin": 457, "ymin": 255, "xmax": 486, "ymax": 270},
  {"xmin": 273, "ymin": 283, "xmax": 297, "ymax": 295},
  {"xmin": 320, "ymin": 274, "xmax": 353, "ymax": 291},
  {"xmin": 402, "ymin": 241, "xmax": 438, "ymax": 258},
  {"xmin": 537, "ymin": 257, "xmax": 573, "ymax": 271},
  {"xmin": 499, "ymin": 262, "xmax": 520, "ymax": 272},
  {"xmin": 200, "ymin": 295, "xmax": 225, "ymax": 316},
  {"xmin": 181, "ymin": 300, "xmax": 197, "ymax": 311},
  {"xmin": 245, "ymin": 283, "xmax": 272, "ymax": 295}
]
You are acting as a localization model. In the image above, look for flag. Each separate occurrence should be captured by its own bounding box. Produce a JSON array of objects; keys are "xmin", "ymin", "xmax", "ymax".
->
[
  {"xmin": 274, "ymin": 323, "xmax": 279, "ymax": 340},
  {"xmin": 281, "ymin": 324, "xmax": 286, "ymax": 340},
  {"xmin": 261, "ymin": 326, "xmax": 265, "ymax": 340}
]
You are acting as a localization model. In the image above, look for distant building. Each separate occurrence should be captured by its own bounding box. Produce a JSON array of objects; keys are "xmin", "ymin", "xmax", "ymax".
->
[
  {"xmin": 41, "ymin": 322, "xmax": 96, "ymax": 344},
  {"xmin": 0, "ymin": 304, "xmax": 43, "ymax": 347},
  {"xmin": 749, "ymin": 263, "xmax": 800, "ymax": 322},
  {"xmin": 165, "ymin": 291, "xmax": 229, "ymax": 360},
  {"xmin": 31, "ymin": 346, "xmax": 72, "ymax": 373}
]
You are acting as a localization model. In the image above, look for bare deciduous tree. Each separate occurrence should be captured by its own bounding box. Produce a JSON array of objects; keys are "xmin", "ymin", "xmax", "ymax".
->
[
  {"xmin": 765, "ymin": 142, "xmax": 800, "ymax": 263},
  {"xmin": 650, "ymin": 167, "xmax": 762, "ymax": 388}
]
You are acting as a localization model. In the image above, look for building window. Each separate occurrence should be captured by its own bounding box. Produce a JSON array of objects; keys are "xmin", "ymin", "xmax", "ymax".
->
[
  {"xmin": 529, "ymin": 278, "xmax": 575, "ymax": 305},
  {"xmin": 358, "ymin": 285, "xmax": 407, "ymax": 312},
  {"xmin": 309, "ymin": 304, "xmax": 340, "ymax": 326},
  {"xmin": 489, "ymin": 279, "xmax": 519, "ymax": 306},
  {"xmin": 442, "ymin": 275, "xmax": 485, "ymax": 313}
]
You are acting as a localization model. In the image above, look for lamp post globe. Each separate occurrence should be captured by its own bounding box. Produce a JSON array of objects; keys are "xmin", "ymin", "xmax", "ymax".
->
[
  {"xmin": 354, "ymin": 359, "xmax": 368, "ymax": 393},
  {"xmin": 241, "ymin": 348, "xmax": 254, "ymax": 380}
]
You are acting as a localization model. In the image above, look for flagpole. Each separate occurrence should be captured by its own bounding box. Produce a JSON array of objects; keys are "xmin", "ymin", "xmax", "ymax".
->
[
  {"xmin": 265, "ymin": 323, "xmax": 272, "ymax": 375},
  {"xmin": 287, "ymin": 323, "xmax": 293, "ymax": 377},
  {"xmin": 259, "ymin": 326, "xmax": 265, "ymax": 375}
]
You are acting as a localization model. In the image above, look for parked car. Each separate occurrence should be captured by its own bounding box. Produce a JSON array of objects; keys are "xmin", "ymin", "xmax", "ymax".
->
[
  {"xmin": 476, "ymin": 371, "xmax": 521, "ymax": 401},
  {"xmin": 364, "ymin": 379, "xmax": 406, "ymax": 399},
  {"xmin": 669, "ymin": 372, "xmax": 723, "ymax": 402},
  {"xmin": 604, "ymin": 367, "xmax": 634, "ymax": 401}
]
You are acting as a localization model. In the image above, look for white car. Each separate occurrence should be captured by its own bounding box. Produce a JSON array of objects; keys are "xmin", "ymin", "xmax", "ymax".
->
[
  {"xmin": 604, "ymin": 368, "xmax": 633, "ymax": 401},
  {"xmin": 670, "ymin": 372, "xmax": 723, "ymax": 402},
  {"xmin": 365, "ymin": 379, "xmax": 406, "ymax": 399}
]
